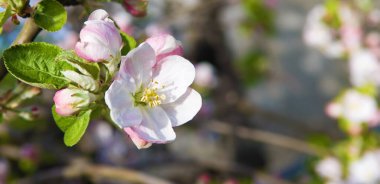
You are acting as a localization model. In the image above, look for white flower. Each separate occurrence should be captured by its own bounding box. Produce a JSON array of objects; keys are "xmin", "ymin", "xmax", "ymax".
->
[
  {"xmin": 105, "ymin": 35, "xmax": 202, "ymax": 148},
  {"xmin": 348, "ymin": 151, "xmax": 380, "ymax": 184},
  {"xmin": 327, "ymin": 90, "xmax": 377, "ymax": 124},
  {"xmin": 315, "ymin": 157, "xmax": 342, "ymax": 182},
  {"xmin": 303, "ymin": 5, "xmax": 332, "ymax": 49},
  {"xmin": 349, "ymin": 50, "xmax": 380, "ymax": 87},
  {"xmin": 194, "ymin": 62, "xmax": 217, "ymax": 88}
]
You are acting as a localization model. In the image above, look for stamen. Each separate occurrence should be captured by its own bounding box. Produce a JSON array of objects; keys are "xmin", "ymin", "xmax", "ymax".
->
[{"xmin": 140, "ymin": 88, "xmax": 165, "ymax": 107}]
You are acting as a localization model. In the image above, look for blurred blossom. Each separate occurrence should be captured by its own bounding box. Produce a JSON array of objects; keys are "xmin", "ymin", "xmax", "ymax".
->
[
  {"xmin": 326, "ymin": 90, "xmax": 378, "ymax": 125},
  {"xmin": 304, "ymin": 3, "xmax": 362, "ymax": 58},
  {"xmin": 339, "ymin": 4, "xmax": 360, "ymax": 28},
  {"xmin": 349, "ymin": 50, "xmax": 380, "ymax": 87},
  {"xmin": 315, "ymin": 157, "xmax": 342, "ymax": 183},
  {"xmin": 0, "ymin": 160, "xmax": 8, "ymax": 183},
  {"xmin": 196, "ymin": 173, "xmax": 211, "ymax": 184},
  {"xmin": 323, "ymin": 41, "xmax": 345, "ymax": 59},
  {"xmin": 194, "ymin": 62, "xmax": 218, "ymax": 89},
  {"xmin": 198, "ymin": 99, "xmax": 215, "ymax": 118},
  {"xmin": 223, "ymin": 178, "xmax": 239, "ymax": 184},
  {"xmin": 122, "ymin": 0, "xmax": 148, "ymax": 17},
  {"xmin": 325, "ymin": 102, "xmax": 341, "ymax": 118},
  {"xmin": 113, "ymin": 12, "xmax": 134, "ymax": 35},
  {"xmin": 264, "ymin": 0, "xmax": 278, "ymax": 9},
  {"xmin": 365, "ymin": 32, "xmax": 380, "ymax": 59},
  {"xmin": 20, "ymin": 144, "xmax": 39, "ymax": 162},
  {"xmin": 303, "ymin": 5, "xmax": 332, "ymax": 49},
  {"xmin": 348, "ymin": 150, "xmax": 380, "ymax": 183},
  {"xmin": 368, "ymin": 9, "xmax": 380, "ymax": 25},
  {"xmin": 145, "ymin": 24, "xmax": 170, "ymax": 37},
  {"xmin": 340, "ymin": 26, "xmax": 361, "ymax": 53},
  {"xmin": 365, "ymin": 32, "xmax": 380, "ymax": 48},
  {"xmin": 93, "ymin": 121, "xmax": 114, "ymax": 145}
]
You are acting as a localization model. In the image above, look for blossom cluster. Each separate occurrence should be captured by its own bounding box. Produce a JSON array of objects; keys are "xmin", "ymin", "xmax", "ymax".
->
[
  {"xmin": 316, "ymin": 150, "xmax": 380, "ymax": 183},
  {"xmin": 304, "ymin": 1, "xmax": 380, "ymax": 134},
  {"xmin": 53, "ymin": 9, "xmax": 201, "ymax": 149},
  {"xmin": 304, "ymin": 0, "xmax": 380, "ymax": 182}
]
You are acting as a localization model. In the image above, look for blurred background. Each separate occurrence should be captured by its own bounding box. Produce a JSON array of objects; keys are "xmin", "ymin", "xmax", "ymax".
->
[{"xmin": 1, "ymin": 0, "xmax": 380, "ymax": 183}]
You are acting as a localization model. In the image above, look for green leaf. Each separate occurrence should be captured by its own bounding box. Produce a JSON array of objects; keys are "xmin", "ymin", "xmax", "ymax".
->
[
  {"xmin": 0, "ymin": 6, "xmax": 12, "ymax": 34},
  {"xmin": 56, "ymin": 50, "xmax": 100, "ymax": 80},
  {"xmin": 0, "ymin": 73, "xmax": 18, "ymax": 96},
  {"xmin": 120, "ymin": 32, "xmax": 137, "ymax": 55},
  {"xmin": 52, "ymin": 106, "xmax": 92, "ymax": 146},
  {"xmin": 3, "ymin": 42, "xmax": 75, "ymax": 89},
  {"xmin": 0, "ymin": 113, "xmax": 3, "ymax": 123},
  {"xmin": 33, "ymin": 0, "xmax": 67, "ymax": 32}
]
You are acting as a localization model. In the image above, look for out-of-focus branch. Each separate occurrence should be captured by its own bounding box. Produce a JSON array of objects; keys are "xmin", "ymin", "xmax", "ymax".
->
[
  {"xmin": 207, "ymin": 120, "xmax": 323, "ymax": 156},
  {"xmin": 16, "ymin": 159, "xmax": 173, "ymax": 184}
]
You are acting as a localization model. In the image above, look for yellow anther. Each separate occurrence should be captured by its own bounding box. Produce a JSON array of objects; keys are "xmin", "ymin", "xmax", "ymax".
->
[{"xmin": 140, "ymin": 88, "xmax": 165, "ymax": 107}]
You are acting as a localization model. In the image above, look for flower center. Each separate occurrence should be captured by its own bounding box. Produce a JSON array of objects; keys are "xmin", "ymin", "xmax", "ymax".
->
[{"xmin": 134, "ymin": 85, "xmax": 165, "ymax": 108}]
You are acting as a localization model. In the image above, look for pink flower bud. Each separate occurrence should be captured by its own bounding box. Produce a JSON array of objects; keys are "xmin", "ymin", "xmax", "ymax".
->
[
  {"xmin": 53, "ymin": 88, "xmax": 94, "ymax": 117},
  {"xmin": 122, "ymin": 0, "xmax": 148, "ymax": 17},
  {"xmin": 75, "ymin": 9, "xmax": 122, "ymax": 62}
]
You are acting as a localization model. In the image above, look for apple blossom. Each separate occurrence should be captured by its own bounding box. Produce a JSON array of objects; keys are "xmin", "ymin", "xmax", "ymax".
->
[
  {"xmin": 348, "ymin": 151, "xmax": 380, "ymax": 183},
  {"xmin": 122, "ymin": 0, "xmax": 148, "ymax": 17},
  {"xmin": 194, "ymin": 62, "xmax": 218, "ymax": 88},
  {"xmin": 53, "ymin": 88, "xmax": 95, "ymax": 117},
  {"xmin": 303, "ymin": 5, "xmax": 332, "ymax": 49},
  {"xmin": 105, "ymin": 37, "xmax": 202, "ymax": 149},
  {"xmin": 349, "ymin": 50, "xmax": 380, "ymax": 87},
  {"xmin": 326, "ymin": 90, "xmax": 378, "ymax": 125},
  {"xmin": 315, "ymin": 157, "xmax": 342, "ymax": 182},
  {"xmin": 75, "ymin": 9, "xmax": 122, "ymax": 63}
]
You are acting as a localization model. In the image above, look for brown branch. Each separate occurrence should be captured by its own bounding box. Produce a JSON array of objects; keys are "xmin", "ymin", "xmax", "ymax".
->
[
  {"xmin": 16, "ymin": 159, "xmax": 173, "ymax": 184},
  {"xmin": 207, "ymin": 120, "xmax": 323, "ymax": 156}
]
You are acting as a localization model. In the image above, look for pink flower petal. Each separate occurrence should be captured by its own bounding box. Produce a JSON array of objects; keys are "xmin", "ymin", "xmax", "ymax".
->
[
  {"xmin": 75, "ymin": 41, "xmax": 112, "ymax": 62},
  {"xmin": 124, "ymin": 127, "xmax": 152, "ymax": 149},
  {"xmin": 146, "ymin": 34, "xmax": 183, "ymax": 62},
  {"xmin": 162, "ymin": 88, "xmax": 202, "ymax": 127},
  {"xmin": 153, "ymin": 55, "xmax": 195, "ymax": 103},
  {"xmin": 132, "ymin": 107, "xmax": 176, "ymax": 143}
]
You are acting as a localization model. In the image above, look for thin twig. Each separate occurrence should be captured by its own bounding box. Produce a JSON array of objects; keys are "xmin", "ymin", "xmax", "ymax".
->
[
  {"xmin": 207, "ymin": 120, "xmax": 322, "ymax": 156},
  {"xmin": 16, "ymin": 159, "xmax": 173, "ymax": 184}
]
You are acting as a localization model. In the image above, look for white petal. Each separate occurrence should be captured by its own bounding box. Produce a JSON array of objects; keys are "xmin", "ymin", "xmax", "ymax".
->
[
  {"xmin": 80, "ymin": 21, "xmax": 122, "ymax": 53},
  {"xmin": 105, "ymin": 80, "xmax": 142, "ymax": 128},
  {"xmin": 119, "ymin": 43, "xmax": 156, "ymax": 87},
  {"xmin": 153, "ymin": 55, "xmax": 195, "ymax": 103},
  {"xmin": 61, "ymin": 70, "xmax": 98, "ymax": 92},
  {"xmin": 75, "ymin": 41, "xmax": 113, "ymax": 62},
  {"xmin": 162, "ymin": 88, "xmax": 202, "ymax": 127},
  {"xmin": 132, "ymin": 107, "xmax": 176, "ymax": 143},
  {"xmin": 146, "ymin": 34, "xmax": 183, "ymax": 58},
  {"xmin": 88, "ymin": 9, "xmax": 110, "ymax": 21}
]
